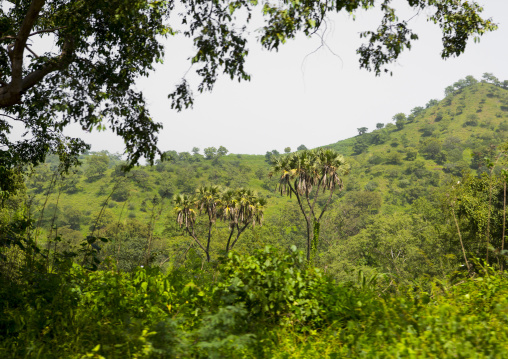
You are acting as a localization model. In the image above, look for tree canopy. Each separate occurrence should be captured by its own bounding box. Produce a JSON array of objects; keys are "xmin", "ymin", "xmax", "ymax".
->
[
  {"xmin": 269, "ymin": 148, "xmax": 350, "ymax": 261},
  {"xmin": 0, "ymin": 0, "xmax": 497, "ymax": 194}
]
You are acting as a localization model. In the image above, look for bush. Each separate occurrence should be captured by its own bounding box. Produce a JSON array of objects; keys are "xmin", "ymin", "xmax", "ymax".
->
[
  {"xmin": 111, "ymin": 185, "xmax": 130, "ymax": 202},
  {"xmin": 463, "ymin": 114, "xmax": 479, "ymax": 127},
  {"xmin": 215, "ymin": 247, "xmax": 328, "ymax": 326},
  {"xmin": 364, "ymin": 181, "xmax": 378, "ymax": 191}
]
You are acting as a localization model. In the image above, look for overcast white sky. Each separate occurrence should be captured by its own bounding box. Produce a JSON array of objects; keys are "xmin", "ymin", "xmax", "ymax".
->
[{"xmin": 67, "ymin": 1, "xmax": 508, "ymax": 155}]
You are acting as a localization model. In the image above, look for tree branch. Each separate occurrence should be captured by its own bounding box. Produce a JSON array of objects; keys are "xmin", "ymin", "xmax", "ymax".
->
[
  {"xmin": 0, "ymin": 113, "xmax": 22, "ymax": 122},
  {"xmin": 25, "ymin": 44, "xmax": 39, "ymax": 58},
  {"xmin": 230, "ymin": 223, "xmax": 249, "ymax": 250},
  {"xmin": 185, "ymin": 226, "xmax": 208, "ymax": 255},
  {"xmin": 317, "ymin": 187, "xmax": 335, "ymax": 222},
  {"xmin": 11, "ymin": 0, "xmax": 46, "ymax": 89},
  {"xmin": 308, "ymin": 174, "xmax": 325, "ymax": 221},
  {"xmin": 20, "ymin": 36, "xmax": 75, "ymax": 94},
  {"xmin": 29, "ymin": 27, "xmax": 66, "ymax": 37},
  {"xmin": 0, "ymin": 36, "xmax": 16, "ymax": 42}
]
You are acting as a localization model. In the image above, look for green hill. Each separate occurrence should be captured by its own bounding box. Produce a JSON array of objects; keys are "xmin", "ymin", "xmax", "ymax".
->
[{"xmin": 22, "ymin": 76, "xmax": 508, "ymax": 279}]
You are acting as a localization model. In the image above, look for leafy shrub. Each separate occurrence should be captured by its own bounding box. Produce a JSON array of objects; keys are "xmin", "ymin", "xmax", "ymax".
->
[
  {"xmin": 368, "ymin": 155, "xmax": 384, "ymax": 165},
  {"xmin": 463, "ymin": 114, "xmax": 479, "ymax": 127},
  {"xmin": 214, "ymin": 247, "xmax": 328, "ymax": 326},
  {"xmin": 111, "ymin": 185, "xmax": 130, "ymax": 202}
]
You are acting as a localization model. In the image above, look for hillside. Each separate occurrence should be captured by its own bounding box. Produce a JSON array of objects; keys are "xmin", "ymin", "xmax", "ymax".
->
[
  {"xmin": 22, "ymin": 76, "xmax": 508, "ymax": 278},
  {"xmin": 325, "ymin": 80, "xmax": 508, "ymax": 211}
]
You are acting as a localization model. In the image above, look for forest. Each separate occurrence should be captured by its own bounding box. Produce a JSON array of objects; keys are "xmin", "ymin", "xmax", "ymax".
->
[
  {"xmin": 1, "ymin": 0, "xmax": 507, "ymax": 358},
  {"xmin": 3, "ymin": 74, "xmax": 508, "ymax": 357}
]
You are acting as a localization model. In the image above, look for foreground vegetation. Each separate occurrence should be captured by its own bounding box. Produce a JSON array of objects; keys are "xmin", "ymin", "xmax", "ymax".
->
[
  {"xmin": 3, "ymin": 75, "xmax": 508, "ymax": 357},
  {"xmin": 2, "ymin": 246, "xmax": 508, "ymax": 358}
]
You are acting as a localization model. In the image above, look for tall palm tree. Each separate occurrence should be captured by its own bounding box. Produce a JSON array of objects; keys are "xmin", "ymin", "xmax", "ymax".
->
[
  {"xmin": 269, "ymin": 148, "xmax": 349, "ymax": 261},
  {"xmin": 196, "ymin": 185, "xmax": 222, "ymax": 262},
  {"xmin": 173, "ymin": 193, "xmax": 210, "ymax": 262},
  {"xmin": 223, "ymin": 188, "xmax": 266, "ymax": 252},
  {"xmin": 174, "ymin": 186, "xmax": 267, "ymax": 261}
]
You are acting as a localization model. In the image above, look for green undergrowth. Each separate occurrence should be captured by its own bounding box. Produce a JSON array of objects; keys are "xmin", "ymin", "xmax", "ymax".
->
[{"xmin": 1, "ymin": 247, "xmax": 508, "ymax": 358}]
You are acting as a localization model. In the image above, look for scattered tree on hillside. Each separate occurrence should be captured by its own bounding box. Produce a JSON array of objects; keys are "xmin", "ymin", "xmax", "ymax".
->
[
  {"xmin": 204, "ymin": 146, "xmax": 228, "ymax": 161},
  {"xmin": 217, "ymin": 146, "xmax": 229, "ymax": 157},
  {"xmin": 370, "ymin": 130, "xmax": 389, "ymax": 145},
  {"xmin": 445, "ymin": 75, "xmax": 479, "ymax": 96},
  {"xmin": 357, "ymin": 127, "xmax": 368, "ymax": 135},
  {"xmin": 204, "ymin": 147, "xmax": 218, "ymax": 160},
  {"xmin": 482, "ymin": 72, "xmax": 499, "ymax": 85},
  {"xmin": 84, "ymin": 153, "xmax": 109, "ymax": 182},
  {"xmin": 352, "ymin": 137, "xmax": 369, "ymax": 155},
  {"xmin": 393, "ymin": 113, "xmax": 407, "ymax": 130},
  {"xmin": 426, "ymin": 99, "xmax": 439, "ymax": 108},
  {"xmin": 269, "ymin": 148, "xmax": 350, "ymax": 261},
  {"xmin": 297, "ymin": 145, "xmax": 308, "ymax": 151},
  {"xmin": 284, "ymin": 147, "xmax": 291, "ymax": 153},
  {"xmin": 445, "ymin": 85, "xmax": 455, "ymax": 97},
  {"xmin": 465, "ymin": 75, "xmax": 479, "ymax": 87},
  {"xmin": 376, "ymin": 123, "xmax": 384, "ymax": 129},
  {"xmin": 421, "ymin": 139, "xmax": 446, "ymax": 164},
  {"xmin": 265, "ymin": 150, "xmax": 280, "ymax": 164},
  {"xmin": 409, "ymin": 107, "xmax": 421, "ymax": 120}
]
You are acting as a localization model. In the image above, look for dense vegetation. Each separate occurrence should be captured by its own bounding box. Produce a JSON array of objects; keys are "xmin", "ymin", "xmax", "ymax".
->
[{"xmin": 3, "ymin": 75, "xmax": 508, "ymax": 357}]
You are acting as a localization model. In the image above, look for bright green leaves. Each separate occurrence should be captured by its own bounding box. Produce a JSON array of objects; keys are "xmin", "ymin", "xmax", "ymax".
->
[{"xmin": 216, "ymin": 246, "xmax": 328, "ymax": 326}]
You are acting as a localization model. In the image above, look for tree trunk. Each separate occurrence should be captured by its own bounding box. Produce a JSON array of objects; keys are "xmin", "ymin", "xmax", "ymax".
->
[
  {"xmin": 306, "ymin": 220, "xmax": 312, "ymax": 262},
  {"xmin": 452, "ymin": 208, "xmax": 470, "ymax": 273},
  {"xmin": 312, "ymin": 221, "xmax": 320, "ymax": 261},
  {"xmin": 206, "ymin": 222, "xmax": 212, "ymax": 262},
  {"xmin": 230, "ymin": 223, "xmax": 249, "ymax": 250},
  {"xmin": 225, "ymin": 226, "xmax": 235, "ymax": 253},
  {"xmin": 503, "ymin": 181, "xmax": 506, "ymax": 273}
]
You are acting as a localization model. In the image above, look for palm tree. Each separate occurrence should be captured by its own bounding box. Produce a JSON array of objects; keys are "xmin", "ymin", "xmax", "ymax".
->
[
  {"xmin": 222, "ymin": 188, "xmax": 266, "ymax": 253},
  {"xmin": 196, "ymin": 185, "xmax": 222, "ymax": 262},
  {"xmin": 173, "ymin": 193, "xmax": 211, "ymax": 262},
  {"xmin": 269, "ymin": 148, "xmax": 349, "ymax": 261},
  {"xmin": 174, "ymin": 186, "xmax": 267, "ymax": 261}
]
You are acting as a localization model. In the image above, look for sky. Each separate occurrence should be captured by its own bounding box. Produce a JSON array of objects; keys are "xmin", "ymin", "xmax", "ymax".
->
[{"xmin": 29, "ymin": 1, "xmax": 508, "ymax": 156}]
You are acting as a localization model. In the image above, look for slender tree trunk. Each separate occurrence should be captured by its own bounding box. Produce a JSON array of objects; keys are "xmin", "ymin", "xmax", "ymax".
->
[
  {"xmin": 290, "ymin": 181, "xmax": 313, "ymax": 262},
  {"xmin": 230, "ymin": 223, "xmax": 250, "ymax": 250},
  {"xmin": 35, "ymin": 171, "xmax": 58, "ymax": 248},
  {"xmin": 312, "ymin": 221, "xmax": 320, "ymax": 261},
  {"xmin": 206, "ymin": 222, "xmax": 212, "ymax": 262},
  {"xmin": 306, "ymin": 220, "xmax": 312, "ymax": 262},
  {"xmin": 225, "ymin": 226, "xmax": 235, "ymax": 253},
  {"xmin": 116, "ymin": 200, "xmax": 129, "ymax": 269},
  {"xmin": 487, "ymin": 175, "xmax": 493, "ymax": 264},
  {"xmin": 502, "ymin": 181, "xmax": 506, "ymax": 273},
  {"xmin": 185, "ymin": 227, "xmax": 209, "ymax": 263},
  {"xmin": 48, "ymin": 180, "xmax": 63, "ymax": 271},
  {"xmin": 145, "ymin": 199, "xmax": 163, "ymax": 267},
  {"xmin": 452, "ymin": 208, "xmax": 470, "ymax": 273}
]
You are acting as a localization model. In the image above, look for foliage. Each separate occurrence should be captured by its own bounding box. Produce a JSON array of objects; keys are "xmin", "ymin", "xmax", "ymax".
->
[
  {"xmin": 84, "ymin": 153, "xmax": 109, "ymax": 182},
  {"xmin": 269, "ymin": 148, "xmax": 350, "ymax": 261},
  {"xmin": 0, "ymin": 0, "xmax": 497, "ymax": 196},
  {"xmin": 5, "ymin": 74, "xmax": 508, "ymax": 357},
  {"xmin": 215, "ymin": 247, "xmax": 330, "ymax": 326},
  {"xmin": 357, "ymin": 127, "xmax": 368, "ymax": 135},
  {"xmin": 174, "ymin": 186, "xmax": 266, "ymax": 262},
  {"xmin": 3, "ymin": 244, "xmax": 508, "ymax": 358},
  {"xmin": 393, "ymin": 113, "xmax": 407, "ymax": 130}
]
